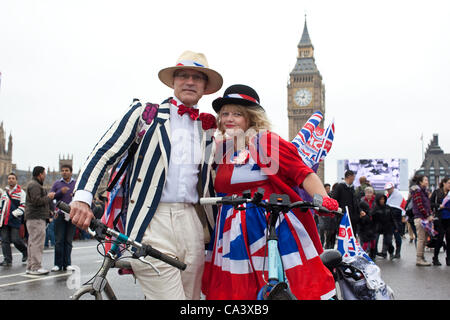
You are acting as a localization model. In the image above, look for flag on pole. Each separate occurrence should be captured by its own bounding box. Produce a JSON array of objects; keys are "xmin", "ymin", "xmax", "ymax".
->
[
  {"xmin": 337, "ymin": 207, "xmax": 374, "ymax": 264},
  {"xmin": 336, "ymin": 207, "xmax": 395, "ymax": 299},
  {"xmin": 101, "ymin": 156, "xmax": 128, "ymax": 252}
]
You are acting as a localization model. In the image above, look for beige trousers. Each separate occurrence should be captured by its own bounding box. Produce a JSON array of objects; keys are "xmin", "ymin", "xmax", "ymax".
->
[
  {"xmin": 130, "ymin": 203, "xmax": 205, "ymax": 300},
  {"xmin": 414, "ymin": 218, "xmax": 427, "ymax": 260},
  {"xmin": 26, "ymin": 219, "xmax": 46, "ymax": 271}
]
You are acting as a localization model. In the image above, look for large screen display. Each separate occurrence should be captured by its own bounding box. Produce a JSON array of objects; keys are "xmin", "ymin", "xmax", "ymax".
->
[{"xmin": 337, "ymin": 159, "xmax": 409, "ymax": 191}]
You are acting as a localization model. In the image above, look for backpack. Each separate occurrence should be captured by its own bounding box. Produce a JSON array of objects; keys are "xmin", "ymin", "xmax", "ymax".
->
[{"xmin": 405, "ymin": 198, "xmax": 414, "ymax": 219}]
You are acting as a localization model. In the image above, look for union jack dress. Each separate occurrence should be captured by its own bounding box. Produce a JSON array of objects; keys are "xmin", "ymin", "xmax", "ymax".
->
[{"xmin": 202, "ymin": 132, "xmax": 336, "ymax": 300}]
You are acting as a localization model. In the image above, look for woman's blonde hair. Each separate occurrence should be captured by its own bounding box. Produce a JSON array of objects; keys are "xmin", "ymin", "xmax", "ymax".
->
[{"xmin": 217, "ymin": 104, "xmax": 272, "ymax": 135}]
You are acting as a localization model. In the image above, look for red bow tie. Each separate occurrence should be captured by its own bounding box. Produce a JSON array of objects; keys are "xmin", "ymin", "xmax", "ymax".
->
[
  {"xmin": 171, "ymin": 99, "xmax": 199, "ymax": 120},
  {"xmin": 178, "ymin": 104, "xmax": 199, "ymax": 120}
]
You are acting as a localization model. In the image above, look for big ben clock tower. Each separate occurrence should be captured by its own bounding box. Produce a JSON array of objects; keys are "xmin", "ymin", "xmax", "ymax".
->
[{"xmin": 287, "ymin": 18, "xmax": 326, "ymax": 181}]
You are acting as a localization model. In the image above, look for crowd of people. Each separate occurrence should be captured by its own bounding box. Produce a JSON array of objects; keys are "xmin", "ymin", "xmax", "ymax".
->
[
  {"xmin": 0, "ymin": 166, "xmax": 104, "ymax": 275},
  {"xmin": 319, "ymin": 171, "xmax": 449, "ymax": 267}
]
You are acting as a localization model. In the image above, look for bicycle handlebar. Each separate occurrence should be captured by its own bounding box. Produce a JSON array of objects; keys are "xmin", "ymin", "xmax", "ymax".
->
[
  {"xmin": 200, "ymin": 195, "xmax": 251, "ymax": 206},
  {"xmin": 56, "ymin": 201, "xmax": 186, "ymax": 271},
  {"xmin": 200, "ymin": 192, "xmax": 342, "ymax": 216}
]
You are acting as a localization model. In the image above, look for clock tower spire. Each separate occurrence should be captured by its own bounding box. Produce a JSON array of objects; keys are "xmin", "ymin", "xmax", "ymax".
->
[{"xmin": 287, "ymin": 18, "xmax": 326, "ymax": 181}]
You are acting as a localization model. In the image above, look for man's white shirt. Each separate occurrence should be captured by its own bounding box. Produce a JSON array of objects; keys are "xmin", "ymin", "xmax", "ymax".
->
[{"xmin": 160, "ymin": 96, "xmax": 202, "ymax": 203}]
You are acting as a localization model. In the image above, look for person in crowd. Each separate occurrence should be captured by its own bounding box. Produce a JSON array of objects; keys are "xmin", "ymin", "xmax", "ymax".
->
[
  {"xmin": 69, "ymin": 51, "xmax": 223, "ymax": 300},
  {"xmin": 25, "ymin": 166, "xmax": 55, "ymax": 275},
  {"xmin": 318, "ymin": 182, "xmax": 337, "ymax": 250},
  {"xmin": 201, "ymin": 84, "xmax": 339, "ymax": 300},
  {"xmin": 360, "ymin": 186, "xmax": 376, "ymax": 210},
  {"xmin": 405, "ymin": 196, "xmax": 417, "ymax": 245},
  {"xmin": 324, "ymin": 183, "xmax": 331, "ymax": 195},
  {"xmin": 317, "ymin": 183, "xmax": 333, "ymax": 243},
  {"xmin": 318, "ymin": 208, "xmax": 338, "ymax": 250},
  {"xmin": 91, "ymin": 196, "xmax": 106, "ymax": 221},
  {"xmin": 331, "ymin": 170, "xmax": 363, "ymax": 237},
  {"xmin": 410, "ymin": 174, "xmax": 433, "ymax": 266},
  {"xmin": 0, "ymin": 172, "xmax": 28, "ymax": 266},
  {"xmin": 358, "ymin": 186, "xmax": 377, "ymax": 259},
  {"xmin": 385, "ymin": 182, "xmax": 406, "ymax": 259},
  {"xmin": 441, "ymin": 191, "xmax": 450, "ymax": 266},
  {"xmin": 355, "ymin": 176, "xmax": 371, "ymax": 199},
  {"xmin": 44, "ymin": 214, "xmax": 55, "ymax": 248},
  {"xmin": 430, "ymin": 177, "xmax": 450, "ymax": 266},
  {"xmin": 372, "ymin": 193, "xmax": 398, "ymax": 260},
  {"xmin": 50, "ymin": 164, "xmax": 76, "ymax": 272}
]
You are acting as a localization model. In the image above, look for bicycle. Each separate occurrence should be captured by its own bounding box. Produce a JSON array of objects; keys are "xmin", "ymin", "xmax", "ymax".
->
[
  {"xmin": 200, "ymin": 188, "xmax": 342, "ymax": 300},
  {"xmin": 56, "ymin": 201, "xmax": 187, "ymax": 300}
]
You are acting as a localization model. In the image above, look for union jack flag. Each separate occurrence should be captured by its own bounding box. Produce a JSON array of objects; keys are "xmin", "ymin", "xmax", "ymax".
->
[
  {"xmin": 337, "ymin": 209, "xmax": 374, "ymax": 264},
  {"xmin": 292, "ymin": 111, "xmax": 335, "ymax": 171},
  {"xmin": 101, "ymin": 156, "xmax": 128, "ymax": 252},
  {"xmin": 202, "ymin": 202, "xmax": 336, "ymax": 300}
]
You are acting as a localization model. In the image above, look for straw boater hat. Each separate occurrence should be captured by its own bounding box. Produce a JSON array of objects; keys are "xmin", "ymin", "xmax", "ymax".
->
[{"xmin": 158, "ymin": 50, "xmax": 223, "ymax": 95}]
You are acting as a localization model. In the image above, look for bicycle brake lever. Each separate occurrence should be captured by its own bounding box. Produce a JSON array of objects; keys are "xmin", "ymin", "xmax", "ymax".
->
[{"xmin": 138, "ymin": 257, "xmax": 161, "ymax": 276}]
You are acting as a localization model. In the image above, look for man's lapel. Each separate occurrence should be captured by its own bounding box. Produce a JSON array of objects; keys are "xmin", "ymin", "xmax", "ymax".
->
[{"xmin": 154, "ymin": 104, "xmax": 171, "ymax": 174}]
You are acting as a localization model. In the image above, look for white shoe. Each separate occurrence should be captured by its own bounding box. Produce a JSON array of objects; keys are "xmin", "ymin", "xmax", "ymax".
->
[
  {"xmin": 51, "ymin": 266, "xmax": 61, "ymax": 272},
  {"xmin": 65, "ymin": 265, "xmax": 76, "ymax": 271},
  {"xmin": 28, "ymin": 268, "xmax": 49, "ymax": 275}
]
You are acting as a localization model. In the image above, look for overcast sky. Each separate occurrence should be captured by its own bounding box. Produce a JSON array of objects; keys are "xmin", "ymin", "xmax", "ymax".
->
[{"xmin": 1, "ymin": 0, "xmax": 449, "ymax": 184}]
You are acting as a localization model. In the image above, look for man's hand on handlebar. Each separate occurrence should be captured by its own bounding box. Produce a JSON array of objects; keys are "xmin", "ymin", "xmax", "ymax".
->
[{"xmin": 70, "ymin": 201, "xmax": 94, "ymax": 231}]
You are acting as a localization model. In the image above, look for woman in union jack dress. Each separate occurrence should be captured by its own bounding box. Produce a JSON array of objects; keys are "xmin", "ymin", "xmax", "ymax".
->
[{"xmin": 201, "ymin": 85, "xmax": 339, "ymax": 300}]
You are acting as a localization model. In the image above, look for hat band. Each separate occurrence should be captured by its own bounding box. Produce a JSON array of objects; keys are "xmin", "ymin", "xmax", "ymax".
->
[
  {"xmin": 225, "ymin": 93, "xmax": 259, "ymax": 105},
  {"xmin": 176, "ymin": 60, "xmax": 205, "ymax": 68}
]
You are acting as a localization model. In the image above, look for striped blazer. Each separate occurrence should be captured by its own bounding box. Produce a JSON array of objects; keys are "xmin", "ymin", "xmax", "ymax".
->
[{"xmin": 75, "ymin": 98, "xmax": 217, "ymax": 243}]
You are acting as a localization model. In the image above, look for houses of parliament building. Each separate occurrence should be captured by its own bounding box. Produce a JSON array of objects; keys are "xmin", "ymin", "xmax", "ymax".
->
[{"xmin": 0, "ymin": 121, "xmax": 75, "ymax": 189}]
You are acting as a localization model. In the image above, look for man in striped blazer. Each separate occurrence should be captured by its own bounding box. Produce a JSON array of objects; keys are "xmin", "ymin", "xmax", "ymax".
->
[{"xmin": 70, "ymin": 51, "xmax": 223, "ymax": 299}]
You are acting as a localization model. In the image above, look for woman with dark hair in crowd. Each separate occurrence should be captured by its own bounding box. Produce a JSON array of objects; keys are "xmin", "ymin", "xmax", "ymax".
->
[
  {"xmin": 430, "ymin": 177, "xmax": 450, "ymax": 266},
  {"xmin": 410, "ymin": 174, "xmax": 433, "ymax": 266}
]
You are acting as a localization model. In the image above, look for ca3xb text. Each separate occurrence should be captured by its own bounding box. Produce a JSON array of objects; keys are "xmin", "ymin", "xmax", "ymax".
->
[{"xmin": 179, "ymin": 303, "xmax": 269, "ymax": 317}]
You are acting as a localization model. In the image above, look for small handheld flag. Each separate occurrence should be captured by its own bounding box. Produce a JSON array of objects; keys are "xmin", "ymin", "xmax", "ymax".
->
[{"xmin": 292, "ymin": 111, "xmax": 335, "ymax": 171}]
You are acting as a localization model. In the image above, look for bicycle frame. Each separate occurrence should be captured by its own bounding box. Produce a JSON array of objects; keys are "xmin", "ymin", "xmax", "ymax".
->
[
  {"xmin": 71, "ymin": 226, "xmax": 137, "ymax": 300},
  {"xmin": 56, "ymin": 201, "xmax": 185, "ymax": 300},
  {"xmin": 200, "ymin": 189, "xmax": 341, "ymax": 300},
  {"xmin": 257, "ymin": 194, "xmax": 295, "ymax": 300}
]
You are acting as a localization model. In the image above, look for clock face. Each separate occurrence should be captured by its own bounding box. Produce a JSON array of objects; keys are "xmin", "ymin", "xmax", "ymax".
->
[{"xmin": 294, "ymin": 88, "xmax": 312, "ymax": 106}]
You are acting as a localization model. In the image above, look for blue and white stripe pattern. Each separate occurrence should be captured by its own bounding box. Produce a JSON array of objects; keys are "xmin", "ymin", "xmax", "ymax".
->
[{"xmin": 75, "ymin": 98, "xmax": 213, "ymax": 243}]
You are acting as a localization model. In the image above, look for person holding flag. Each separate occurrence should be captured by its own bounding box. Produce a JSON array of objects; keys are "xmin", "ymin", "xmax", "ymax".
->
[
  {"xmin": 202, "ymin": 84, "xmax": 339, "ymax": 300},
  {"xmin": 385, "ymin": 182, "xmax": 406, "ymax": 259}
]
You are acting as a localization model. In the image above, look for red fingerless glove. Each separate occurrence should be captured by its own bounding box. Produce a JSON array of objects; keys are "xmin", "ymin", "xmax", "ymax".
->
[{"xmin": 322, "ymin": 196, "xmax": 339, "ymax": 212}]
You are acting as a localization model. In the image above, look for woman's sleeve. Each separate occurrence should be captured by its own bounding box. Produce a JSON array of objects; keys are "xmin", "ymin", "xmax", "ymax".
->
[
  {"xmin": 412, "ymin": 190, "xmax": 428, "ymax": 217},
  {"xmin": 250, "ymin": 131, "xmax": 313, "ymax": 187}
]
